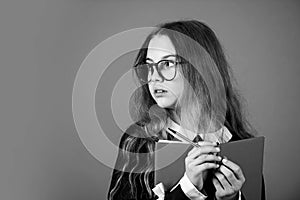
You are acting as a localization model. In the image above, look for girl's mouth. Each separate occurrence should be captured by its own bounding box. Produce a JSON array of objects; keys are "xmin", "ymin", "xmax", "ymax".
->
[
  {"xmin": 154, "ymin": 89, "xmax": 168, "ymax": 94},
  {"xmin": 154, "ymin": 89, "xmax": 168, "ymax": 97}
]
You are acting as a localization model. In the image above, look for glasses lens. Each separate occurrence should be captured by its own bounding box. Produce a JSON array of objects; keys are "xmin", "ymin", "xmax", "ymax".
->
[
  {"xmin": 135, "ymin": 64, "xmax": 151, "ymax": 83},
  {"xmin": 158, "ymin": 60, "xmax": 176, "ymax": 80},
  {"xmin": 135, "ymin": 60, "xmax": 178, "ymax": 82}
]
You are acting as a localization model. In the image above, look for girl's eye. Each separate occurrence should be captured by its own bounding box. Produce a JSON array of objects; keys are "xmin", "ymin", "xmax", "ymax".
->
[{"xmin": 161, "ymin": 60, "xmax": 175, "ymax": 68}]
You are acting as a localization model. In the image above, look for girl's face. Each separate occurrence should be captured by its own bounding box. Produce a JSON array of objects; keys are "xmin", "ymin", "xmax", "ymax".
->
[{"xmin": 147, "ymin": 35, "xmax": 184, "ymax": 109}]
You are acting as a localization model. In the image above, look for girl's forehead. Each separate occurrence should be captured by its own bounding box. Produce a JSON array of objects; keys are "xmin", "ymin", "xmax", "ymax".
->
[{"xmin": 147, "ymin": 35, "xmax": 176, "ymax": 61}]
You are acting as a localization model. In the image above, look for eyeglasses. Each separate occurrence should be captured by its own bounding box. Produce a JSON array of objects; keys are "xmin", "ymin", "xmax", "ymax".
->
[{"xmin": 134, "ymin": 58, "xmax": 185, "ymax": 83}]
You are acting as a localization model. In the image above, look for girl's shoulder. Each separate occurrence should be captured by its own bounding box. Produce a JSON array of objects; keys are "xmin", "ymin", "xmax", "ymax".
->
[
  {"xmin": 121, "ymin": 122, "xmax": 147, "ymax": 141},
  {"xmin": 118, "ymin": 122, "xmax": 154, "ymax": 153}
]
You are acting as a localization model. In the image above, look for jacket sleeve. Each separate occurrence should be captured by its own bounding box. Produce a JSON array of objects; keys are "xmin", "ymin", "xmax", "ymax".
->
[
  {"xmin": 108, "ymin": 124, "xmax": 194, "ymax": 200},
  {"xmin": 107, "ymin": 124, "xmax": 156, "ymax": 200},
  {"xmin": 164, "ymin": 185, "xmax": 191, "ymax": 200},
  {"xmin": 261, "ymin": 175, "xmax": 266, "ymax": 200}
]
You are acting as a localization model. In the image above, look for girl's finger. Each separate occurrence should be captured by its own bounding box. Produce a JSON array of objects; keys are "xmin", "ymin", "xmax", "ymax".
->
[
  {"xmin": 218, "ymin": 165, "xmax": 238, "ymax": 186},
  {"xmin": 187, "ymin": 146, "xmax": 198, "ymax": 156},
  {"xmin": 222, "ymin": 158, "xmax": 245, "ymax": 182},
  {"xmin": 194, "ymin": 162, "xmax": 219, "ymax": 172},
  {"xmin": 214, "ymin": 172, "xmax": 232, "ymax": 190},
  {"xmin": 197, "ymin": 141, "xmax": 217, "ymax": 146},
  {"xmin": 188, "ymin": 146, "xmax": 220, "ymax": 159},
  {"xmin": 191, "ymin": 154, "xmax": 222, "ymax": 166},
  {"xmin": 187, "ymin": 141, "xmax": 216, "ymax": 156},
  {"xmin": 212, "ymin": 177, "xmax": 224, "ymax": 192}
]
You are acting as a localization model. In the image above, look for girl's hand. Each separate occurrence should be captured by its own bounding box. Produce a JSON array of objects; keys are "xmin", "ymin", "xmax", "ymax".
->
[
  {"xmin": 185, "ymin": 141, "xmax": 221, "ymax": 191},
  {"xmin": 212, "ymin": 158, "xmax": 245, "ymax": 200}
]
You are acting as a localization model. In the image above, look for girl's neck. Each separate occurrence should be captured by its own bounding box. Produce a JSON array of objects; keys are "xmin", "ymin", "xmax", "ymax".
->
[{"xmin": 167, "ymin": 109, "xmax": 180, "ymax": 124}]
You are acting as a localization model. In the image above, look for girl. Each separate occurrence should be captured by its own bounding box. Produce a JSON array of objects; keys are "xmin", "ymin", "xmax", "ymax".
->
[{"xmin": 108, "ymin": 20, "xmax": 264, "ymax": 200}]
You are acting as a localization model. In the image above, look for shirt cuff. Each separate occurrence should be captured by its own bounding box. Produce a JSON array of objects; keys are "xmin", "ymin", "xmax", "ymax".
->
[
  {"xmin": 178, "ymin": 173, "xmax": 207, "ymax": 200},
  {"xmin": 238, "ymin": 190, "xmax": 242, "ymax": 200}
]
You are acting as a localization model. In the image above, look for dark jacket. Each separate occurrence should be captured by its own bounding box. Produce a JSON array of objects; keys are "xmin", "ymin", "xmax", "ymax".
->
[{"xmin": 107, "ymin": 124, "xmax": 265, "ymax": 200}]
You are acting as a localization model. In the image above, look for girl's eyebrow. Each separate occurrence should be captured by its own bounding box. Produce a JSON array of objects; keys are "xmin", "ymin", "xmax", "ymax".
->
[{"xmin": 146, "ymin": 54, "xmax": 177, "ymax": 62}]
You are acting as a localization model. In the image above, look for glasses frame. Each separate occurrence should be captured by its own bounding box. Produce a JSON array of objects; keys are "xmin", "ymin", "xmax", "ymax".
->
[{"xmin": 134, "ymin": 56, "xmax": 186, "ymax": 83}]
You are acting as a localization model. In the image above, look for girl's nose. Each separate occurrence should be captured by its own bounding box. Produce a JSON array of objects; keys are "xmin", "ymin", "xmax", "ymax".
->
[{"xmin": 149, "ymin": 66, "xmax": 163, "ymax": 82}]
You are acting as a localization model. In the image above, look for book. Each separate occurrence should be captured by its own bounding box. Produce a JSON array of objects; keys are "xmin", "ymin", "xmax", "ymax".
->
[{"xmin": 154, "ymin": 136, "xmax": 265, "ymax": 200}]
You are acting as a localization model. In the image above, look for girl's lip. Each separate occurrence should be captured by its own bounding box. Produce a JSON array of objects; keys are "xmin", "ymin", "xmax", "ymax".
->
[
  {"xmin": 155, "ymin": 94, "xmax": 166, "ymax": 98},
  {"xmin": 153, "ymin": 86, "xmax": 168, "ymax": 92},
  {"xmin": 154, "ymin": 88, "xmax": 168, "ymax": 92},
  {"xmin": 152, "ymin": 85, "xmax": 169, "ymax": 97},
  {"xmin": 154, "ymin": 90, "xmax": 168, "ymax": 97}
]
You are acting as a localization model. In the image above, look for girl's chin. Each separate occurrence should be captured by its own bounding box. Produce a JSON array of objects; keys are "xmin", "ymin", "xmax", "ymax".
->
[{"xmin": 155, "ymin": 100, "xmax": 176, "ymax": 109}]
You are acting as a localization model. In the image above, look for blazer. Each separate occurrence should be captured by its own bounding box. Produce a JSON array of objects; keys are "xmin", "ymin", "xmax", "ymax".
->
[{"xmin": 107, "ymin": 123, "xmax": 266, "ymax": 200}]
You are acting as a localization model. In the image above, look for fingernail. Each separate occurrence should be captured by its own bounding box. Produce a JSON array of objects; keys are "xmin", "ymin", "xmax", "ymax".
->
[
  {"xmin": 218, "ymin": 156, "xmax": 222, "ymax": 161},
  {"xmin": 222, "ymin": 158, "xmax": 227, "ymax": 163},
  {"xmin": 216, "ymin": 147, "xmax": 220, "ymax": 152}
]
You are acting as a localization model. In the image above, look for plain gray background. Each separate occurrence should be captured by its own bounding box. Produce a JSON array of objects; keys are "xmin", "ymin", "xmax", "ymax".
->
[{"xmin": 1, "ymin": 0, "xmax": 300, "ymax": 199}]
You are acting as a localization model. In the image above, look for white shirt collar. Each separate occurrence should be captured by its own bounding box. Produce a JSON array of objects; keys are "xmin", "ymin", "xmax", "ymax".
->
[{"xmin": 166, "ymin": 118, "xmax": 232, "ymax": 144}]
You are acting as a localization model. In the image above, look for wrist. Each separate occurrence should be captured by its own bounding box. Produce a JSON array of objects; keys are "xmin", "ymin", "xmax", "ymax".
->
[
  {"xmin": 215, "ymin": 191, "xmax": 239, "ymax": 200},
  {"xmin": 179, "ymin": 174, "xmax": 208, "ymax": 199},
  {"xmin": 186, "ymin": 173, "xmax": 203, "ymax": 191}
]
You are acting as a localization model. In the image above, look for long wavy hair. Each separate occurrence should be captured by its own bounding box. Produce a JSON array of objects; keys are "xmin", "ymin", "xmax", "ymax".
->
[{"xmin": 108, "ymin": 19, "xmax": 255, "ymax": 199}]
